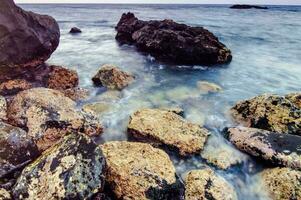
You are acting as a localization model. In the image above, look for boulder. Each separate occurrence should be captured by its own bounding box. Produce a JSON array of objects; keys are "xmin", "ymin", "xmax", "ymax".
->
[
  {"xmin": 92, "ymin": 64, "xmax": 134, "ymax": 90},
  {"xmin": 231, "ymin": 93, "xmax": 301, "ymax": 135},
  {"xmin": 13, "ymin": 133, "xmax": 106, "ymax": 200},
  {"xmin": 0, "ymin": 122, "xmax": 39, "ymax": 179},
  {"xmin": 226, "ymin": 127, "xmax": 301, "ymax": 170},
  {"xmin": 128, "ymin": 108, "xmax": 209, "ymax": 155},
  {"xmin": 230, "ymin": 4, "xmax": 268, "ymax": 9},
  {"xmin": 185, "ymin": 168, "xmax": 237, "ymax": 200},
  {"xmin": 0, "ymin": 96, "xmax": 7, "ymax": 120},
  {"xmin": 116, "ymin": 12, "xmax": 232, "ymax": 66},
  {"xmin": 69, "ymin": 27, "xmax": 82, "ymax": 34},
  {"xmin": 100, "ymin": 141, "xmax": 183, "ymax": 200},
  {"xmin": 259, "ymin": 167, "xmax": 301, "ymax": 200},
  {"xmin": 0, "ymin": 0, "xmax": 60, "ymax": 67},
  {"xmin": 197, "ymin": 81, "xmax": 222, "ymax": 94},
  {"xmin": 0, "ymin": 188, "xmax": 11, "ymax": 200},
  {"xmin": 46, "ymin": 65, "xmax": 79, "ymax": 90},
  {"xmin": 0, "ymin": 79, "xmax": 32, "ymax": 96},
  {"xmin": 7, "ymin": 88, "xmax": 103, "ymax": 151}
]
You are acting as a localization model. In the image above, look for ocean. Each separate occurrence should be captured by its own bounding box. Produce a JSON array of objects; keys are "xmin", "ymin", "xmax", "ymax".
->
[{"xmin": 20, "ymin": 4, "xmax": 301, "ymax": 199}]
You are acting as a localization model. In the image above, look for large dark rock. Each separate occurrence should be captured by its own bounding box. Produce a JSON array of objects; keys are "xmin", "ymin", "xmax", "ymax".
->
[
  {"xmin": 115, "ymin": 13, "xmax": 232, "ymax": 66},
  {"xmin": 0, "ymin": 0, "xmax": 60, "ymax": 67},
  {"xmin": 230, "ymin": 4, "xmax": 268, "ymax": 9},
  {"xmin": 226, "ymin": 127, "xmax": 301, "ymax": 170}
]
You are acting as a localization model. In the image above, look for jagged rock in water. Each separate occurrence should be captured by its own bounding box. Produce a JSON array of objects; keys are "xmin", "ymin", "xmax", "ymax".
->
[
  {"xmin": 46, "ymin": 65, "xmax": 79, "ymax": 90},
  {"xmin": 116, "ymin": 12, "xmax": 232, "ymax": 66},
  {"xmin": 185, "ymin": 168, "xmax": 237, "ymax": 200},
  {"xmin": 13, "ymin": 133, "xmax": 106, "ymax": 200},
  {"xmin": 0, "ymin": 122, "xmax": 39, "ymax": 179},
  {"xmin": 226, "ymin": 127, "xmax": 301, "ymax": 169},
  {"xmin": 259, "ymin": 167, "xmax": 301, "ymax": 200},
  {"xmin": 69, "ymin": 27, "xmax": 82, "ymax": 34},
  {"xmin": 92, "ymin": 64, "xmax": 135, "ymax": 90},
  {"xmin": 0, "ymin": 0, "xmax": 60, "ymax": 67},
  {"xmin": 128, "ymin": 108, "xmax": 209, "ymax": 155},
  {"xmin": 0, "ymin": 96, "xmax": 7, "ymax": 120},
  {"xmin": 0, "ymin": 188, "xmax": 11, "ymax": 200},
  {"xmin": 231, "ymin": 93, "xmax": 301, "ymax": 135},
  {"xmin": 7, "ymin": 88, "xmax": 103, "ymax": 151},
  {"xmin": 100, "ymin": 141, "xmax": 184, "ymax": 200},
  {"xmin": 230, "ymin": 4, "xmax": 268, "ymax": 9}
]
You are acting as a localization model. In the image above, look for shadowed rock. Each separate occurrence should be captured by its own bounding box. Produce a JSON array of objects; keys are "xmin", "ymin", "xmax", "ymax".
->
[
  {"xmin": 226, "ymin": 127, "xmax": 301, "ymax": 169},
  {"xmin": 0, "ymin": 0, "xmax": 60, "ymax": 67},
  {"xmin": 116, "ymin": 12, "xmax": 232, "ymax": 66},
  {"xmin": 69, "ymin": 27, "xmax": 82, "ymax": 34},
  {"xmin": 230, "ymin": 5, "xmax": 268, "ymax": 9}
]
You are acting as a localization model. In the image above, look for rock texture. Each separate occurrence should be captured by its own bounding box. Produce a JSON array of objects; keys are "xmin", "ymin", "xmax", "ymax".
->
[
  {"xmin": 13, "ymin": 133, "xmax": 106, "ymax": 200},
  {"xmin": 226, "ymin": 127, "xmax": 301, "ymax": 169},
  {"xmin": 0, "ymin": 96, "xmax": 7, "ymax": 120},
  {"xmin": 92, "ymin": 64, "xmax": 134, "ymax": 90},
  {"xmin": 116, "ymin": 12, "xmax": 232, "ymax": 65},
  {"xmin": 230, "ymin": 4, "xmax": 268, "ymax": 9},
  {"xmin": 260, "ymin": 167, "xmax": 301, "ymax": 200},
  {"xmin": 0, "ymin": 79, "xmax": 32, "ymax": 96},
  {"xmin": 46, "ymin": 65, "xmax": 79, "ymax": 90},
  {"xmin": 128, "ymin": 108, "xmax": 209, "ymax": 155},
  {"xmin": 0, "ymin": 0, "xmax": 60, "ymax": 67},
  {"xmin": 231, "ymin": 93, "xmax": 301, "ymax": 135},
  {"xmin": 101, "ymin": 141, "xmax": 183, "ymax": 200},
  {"xmin": 185, "ymin": 168, "xmax": 237, "ymax": 200},
  {"xmin": 7, "ymin": 88, "xmax": 102, "ymax": 151}
]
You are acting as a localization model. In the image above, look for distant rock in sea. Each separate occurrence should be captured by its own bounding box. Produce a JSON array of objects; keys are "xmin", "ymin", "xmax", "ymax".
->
[
  {"xmin": 115, "ymin": 12, "xmax": 232, "ymax": 66},
  {"xmin": 230, "ymin": 4, "xmax": 268, "ymax": 9},
  {"xmin": 69, "ymin": 27, "xmax": 82, "ymax": 34}
]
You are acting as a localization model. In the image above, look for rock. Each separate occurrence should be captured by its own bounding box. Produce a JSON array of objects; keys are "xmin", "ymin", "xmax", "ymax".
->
[
  {"xmin": 231, "ymin": 93, "xmax": 301, "ymax": 135},
  {"xmin": 100, "ymin": 141, "xmax": 183, "ymax": 200},
  {"xmin": 0, "ymin": 96, "xmax": 7, "ymax": 120},
  {"xmin": 0, "ymin": 79, "xmax": 32, "ymax": 96},
  {"xmin": 83, "ymin": 102, "xmax": 110, "ymax": 115},
  {"xmin": 0, "ymin": 122, "xmax": 39, "ymax": 179},
  {"xmin": 46, "ymin": 65, "xmax": 79, "ymax": 90},
  {"xmin": 0, "ymin": 0, "xmax": 60, "ymax": 67},
  {"xmin": 286, "ymin": 93, "xmax": 301, "ymax": 108},
  {"xmin": 116, "ymin": 12, "xmax": 232, "ymax": 66},
  {"xmin": 128, "ymin": 108, "xmax": 209, "ymax": 155},
  {"xmin": 69, "ymin": 27, "xmax": 82, "ymax": 34},
  {"xmin": 185, "ymin": 168, "xmax": 237, "ymax": 200},
  {"xmin": 230, "ymin": 4, "xmax": 268, "ymax": 9},
  {"xmin": 160, "ymin": 107, "xmax": 184, "ymax": 116},
  {"xmin": 92, "ymin": 64, "xmax": 134, "ymax": 90},
  {"xmin": 62, "ymin": 87, "xmax": 89, "ymax": 101},
  {"xmin": 7, "ymin": 88, "xmax": 103, "ymax": 151},
  {"xmin": 197, "ymin": 81, "xmax": 222, "ymax": 94},
  {"xmin": 226, "ymin": 127, "xmax": 301, "ymax": 170},
  {"xmin": 259, "ymin": 167, "xmax": 301, "ymax": 200},
  {"xmin": 96, "ymin": 90, "xmax": 122, "ymax": 102},
  {"xmin": 13, "ymin": 133, "xmax": 106, "ymax": 200},
  {"xmin": 0, "ymin": 188, "xmax": 11, "ymax": 200}
]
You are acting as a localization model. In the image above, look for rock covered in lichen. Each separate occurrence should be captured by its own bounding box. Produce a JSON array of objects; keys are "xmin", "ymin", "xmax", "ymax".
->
[
  {"xmin": 185, "ymin": 168, "xmax": 237, "ymax": 200},
  {"xmin": 0, "ymin": 188, "xmax": 11, "ymax": 200},
  {"xmin": 226, "ymin": 127, "xmax": 301, "ymax": 169},
  {"xmin": 259, "ymin": 167, "xmax": 301, "ymax": 200},
  {"xmin": 7, "ymin": 88, "xmax": 102, "ymax": 151},
  {"xmin": 128, "ymin": 108, "xmax": 209, "ymax": 155},
  {"xmin": 0, "ymin": 96, "xmax": 7, "ymax": 120},
  {"xmin": 231, "ymin": 93, "xmax": 301, "ymax": 135},
  {"xmin": 100, "ymin": 141, "xmax": 184, "ymax": 200},
  {"xmin": 13, "ymin": 133, "xmax": 106, "ymax": 200},
  {"xmin": 92, "ymin": 64, "xmax": 134, "ymax": 90}
]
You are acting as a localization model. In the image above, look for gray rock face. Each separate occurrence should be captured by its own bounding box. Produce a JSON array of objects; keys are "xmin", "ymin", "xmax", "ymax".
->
[
  {"xmin": 226, "ymin": 127, "xmax": 301, "ymax": 169},
  {"xmin": 0, "ymin": 0, "xmax": 60, "ymax": 67},
  {"xmin": 13, "ymin": 133, "xmax": 106, "ymax": 200}
]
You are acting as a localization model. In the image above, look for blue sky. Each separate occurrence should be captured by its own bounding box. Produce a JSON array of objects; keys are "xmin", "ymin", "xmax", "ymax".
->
[{"xmin": 14, "ymin": 0, "xmax": 301, "ymax": 5}]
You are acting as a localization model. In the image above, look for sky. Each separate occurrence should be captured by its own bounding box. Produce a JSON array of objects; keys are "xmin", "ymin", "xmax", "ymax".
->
[{"xmin": 14, "ymin": 0, "xmax": 301, "ymax": 5}]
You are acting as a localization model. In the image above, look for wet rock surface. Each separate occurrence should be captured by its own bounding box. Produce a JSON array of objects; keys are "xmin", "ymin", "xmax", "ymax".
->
[
  {"xmin": 7, "ymin": 88, "xmax": 103, "ymax": 151},
  {"xmin": 100, "ymin": 141, "xmax": 184, "ymax": 200},
  {"xmin": 230, "ymin": 4, "xmax": 268, "ymax": 9},
  {"xmin": 13, "ymin": 133, "xmax": 106, "ymax": 200},
  {"xmin": 92, "ymin": 64, "xmax": 134, "ymax": 90},
  {"xmin": 226, "ymin": 127, "xmax": 301, "ymax": 169},
  {"xmin": 260, "ymin": 167, "xmax": 301, "ymax": 200},
  {"xmin": 231, "ymin": 93, "xmax": 301, "ymax": 135},
  {"xmin": 128, "ymin": 108, "xmax": 209, "ymax": 155},
  {"xmin": 185, "ymin": 168, "xmax": 237, "ymax": 200},
  {"xmin": 116, "ymin": 12, "xmax": 232, "ymax": 65},
  {"xmin": 0, "ymin": 0, "xmax": 60, "ymax": 67}
]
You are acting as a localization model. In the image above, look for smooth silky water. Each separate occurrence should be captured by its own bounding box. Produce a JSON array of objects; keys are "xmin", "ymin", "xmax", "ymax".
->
[{"xmin": 20, "ymin": 4, "xmax": 301, "ymax": 199}]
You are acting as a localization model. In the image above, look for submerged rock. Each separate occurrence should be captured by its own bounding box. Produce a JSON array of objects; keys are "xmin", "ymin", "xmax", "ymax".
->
[
  {"xmin": 260, "ymin": 167, "xmax": 301, "ymax": 200},
  {"xmin": 0, "ymin": 96, "xmax": 7, "ymax": 120},
  {"xmin": 82, "ymin": 102, "xmax": 110, "ymax": 115},
  {"xmin": 101, "ymin": 141, "xmax": 183, "ymax": 200},
  {"xmin": 185, "ymin": 168, "xmax": 237, "ymax": 200},
  {"xmin": 231, "ymin": 93, "xmax": 301, "ymax": 135},
  {"xmin": 7, "ymin": 88, "xmax": 103, "ymax": 151},
  {"xmin": 92, "ymin": 64, "xmax": 134, "ymax": 90},
  {"xmin": 69, "ymin": 27, "xmax": 82, "ymax": 34},
  {"xmin": 226, "ymin": 127, "xmax": 301, "ymax": 169},
  {"xmin": 0, "ymin": 0, "xmax": 60, "ymax": 67},
  {"xmin": 116, "ymin": 12, "xmax": 232, "ymax": 66},
  {"xmin": 230, "ymin": 4, "xmax": 268, "ymax": 9},
  {"xmin": 13, "ymin": 133, "xmax": 106, "ymax": 200},
  {"xmin": 46, "ymin": 65, "xmax": 79, "ymax": 90},
  {"xmin": 197, "ymin": 81, "xmax": 222, "ymax": 94},
  {"xmin": 128, "ymin": 108, "xmax": 209, "ymax": 155}
]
